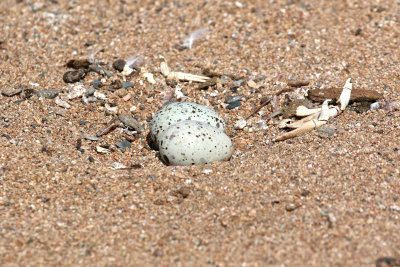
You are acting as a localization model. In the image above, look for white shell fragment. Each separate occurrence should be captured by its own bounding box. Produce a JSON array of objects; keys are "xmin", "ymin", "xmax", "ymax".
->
[
  {"xmin": 150, "ymin": 102, "xmax": 225, "ymax": 145},
  {"xmin": 158, "ymin": 120, "xmax": 233, "ymax": 166},
  {"xmin": 338, "ymin": 78, "xmax": 352, "ymax": 110}
]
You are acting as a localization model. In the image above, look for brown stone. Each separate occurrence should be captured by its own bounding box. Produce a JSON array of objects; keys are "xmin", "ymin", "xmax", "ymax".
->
[{"xmin": 307, "ymin": 88, "xmax": 383, "ymax": 103}]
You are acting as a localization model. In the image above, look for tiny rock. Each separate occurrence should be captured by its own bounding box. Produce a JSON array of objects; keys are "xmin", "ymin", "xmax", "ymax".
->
[
  {"xmin": 285, "ymin": 203, "xmax": 298, "ymax": 212},
  {"xmin": 1, "ymin": 86, "xmax": 22, "ymax": 97},
  {"xmin": 66, "ymin": 59, "xmax": 91, "ymax": 69},
  {"xmin": 63, "ymin": 69, "xmax": 86, "ymax": 83},
  {"xmin": 247, "ymin": 80, "xmax": 257, "ymax": 89},
  {"xmin": 55, "ymin": 97, "xmax": 71, "ymax": 109},
  {"xmin": 36, "ymin": 90, "xmax": 61, "ymax": 99},
  {"xmin": 226, "ymin": 101, "xmax": 241, "ymax": 110},
  {"xmin": 234, "ymin": 119, "xmax": 247, "ymax": 129},
  {"xmin": 67, "ymin": 84, "xmax": 86, "ymax": 99},
  {"xmin": 112, "ymin": 59, "xmax": 126, "ymax": 72}
]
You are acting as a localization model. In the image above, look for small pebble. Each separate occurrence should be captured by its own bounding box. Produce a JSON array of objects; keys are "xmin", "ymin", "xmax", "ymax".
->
[
  {"xmin": 55, "ymin": 97, "xmax": 71, "ymax": 109},
  {"xmin": 234, "ymin": 119, "xmax": 247, "ymax": 129},
  {"xmin": 370, "ymin": 102, "xmax": 380, "ymax": 110},
  {"xmin": 36, "ymin": 90, "xmax": 60, "ymax": 99},
  {"xmin": 225, "ymin": 95, "xmax": 245, "ymax": 104},
  {"xmin": 317, "ymin": 125, "xmax": 336, "ymax": 138},
  {"xmin": 115, "ymin": 139, "xmax": 131, "ymax": 150},
  {"xmin": 67, "ymin": 84, "xmax": 86, "ymax": 99},
  {"xmin": 116, "ymin": 88, "xmax": 128, "ymax": 98},
  {"xmin": 226, "ymin": 101, "xmax": 241, "ymax": 110},
  {"xmin": 122, "ymin": 82, "xmax": 134, "ymax": 89},
  {"xmin": 85, "ymin": 87, "xmax": 95, "ymax": 96},
  {"xmin": 66, "ymin": 59, "xmax": 91, "ymax": 69},
  {"xmin": 1, "ymin": 86, "xmax": 22, "ymax": 97},
  {"xmin": 112, "ymin": 59, "xmax": 126, "ymax": 72},
  {"xmin": 90, "ymin": 80, "xmax": 102, "ymax": 89},
  {"xmin": 78, "ymin": 121, "xmax": 89, "ymax": 125},
  {"xmin": 63, "ymin": 69, "xmax": 86, "ymax": 83},
  {"xmin": 285, "ymin": 203, "xmax": 297, "ymax": 212}
]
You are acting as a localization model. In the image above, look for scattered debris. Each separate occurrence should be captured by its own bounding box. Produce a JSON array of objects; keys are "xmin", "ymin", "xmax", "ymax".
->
[
  {"xmin": 276, "ymin": 79, "xmax": 353, "ymax": 141},
  {"xmin": 245, "ymin": 97, "xmax": 271, "ymax": 120},
  {"xmin": 121, "ymin": 55, "xmax": 143, "ymax": 76}
]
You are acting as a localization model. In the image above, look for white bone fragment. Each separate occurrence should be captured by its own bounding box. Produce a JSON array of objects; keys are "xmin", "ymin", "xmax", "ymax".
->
[
  {"xmin": 275, "ymin": 119, "xmax": 327, "ymax": 141},
  {"xmin": 338, "ymin": 78, "xmax": 352, "ymax": 110},
  {"xmin": 296, "ymin": 106, "xmax": 321, "ymax": 117},
  {"xmin": 167, "ymin": 72, "xmax": 210, "ymax": 82},
  {"xmin": 318, "ymin": 99, "xmax": 331, "ymax": 121},
  {"xmin": 278, "ymin": 119, "xmax": 292, "ymax": 129}
]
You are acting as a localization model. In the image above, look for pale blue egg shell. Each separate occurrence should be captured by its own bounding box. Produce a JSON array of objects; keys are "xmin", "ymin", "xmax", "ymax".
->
[
  {"xmin": 150, "ymin": 102, "xmax": 225, "ymax": 146},
  {"xmin": 158, "ymin": 120, "xmax": 233, "ymax": 166}
]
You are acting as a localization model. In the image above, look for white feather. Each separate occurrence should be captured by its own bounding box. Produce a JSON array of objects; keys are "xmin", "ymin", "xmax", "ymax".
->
[{"xmin": 182, "ymin": 28, "xmax": 208, "ymax": 49}]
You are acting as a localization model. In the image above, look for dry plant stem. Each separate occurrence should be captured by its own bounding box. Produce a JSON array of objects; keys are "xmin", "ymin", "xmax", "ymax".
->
[
  {"xmin": 245, "ymin": 97, "xmax": 271, "ymax": 120},
  {"xmin": 96, "ymin": 118, "xmax": 119, "ymax": 137}
]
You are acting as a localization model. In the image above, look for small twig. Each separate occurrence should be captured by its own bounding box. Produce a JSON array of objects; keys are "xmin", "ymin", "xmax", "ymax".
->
[
  {"xmin": 245, "ymin": 97, "xmax": 271, "ymax": 120},
  {"xmin": 96, "ymin": 118, "xmax": 119, "ymax": 137}
]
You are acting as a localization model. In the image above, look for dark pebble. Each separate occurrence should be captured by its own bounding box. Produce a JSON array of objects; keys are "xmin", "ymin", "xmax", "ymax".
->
[
  {"xmin": 116, "ymin": 139, "xmax": 131, "ymax": 150},
  {"xmin": 226, "ymin": 101, "xmax": 241, "ymax": 110},
  {"xmin": 90, "ymin": 80, "xmax": 102, "ymax": 89},
  {"xmin": 87, "ymin": 156, "xmax": 95, "ymax": 162},
  {"xmin": 122, "ymin": 82, "xmax": 134, "ymax": 89},
  {"xmin": 63, "ymin": 69, "xmax": 86, "ymax": 83},
  {"xmin": 78, "ymin": 121, "xmax": 89, "ymax": 125},
  {"xmin": 20, "ymin": 88, "xmax": 35, "ymax": 100},
  {"xmin": 66, "ymin": 59, "xmax": 91, "ymax": 69},
  {"xmin": 2, "ymin": 134, "xmax": 11, "ymax": 139},
  {"xmin": 36, "ymin": 90, "xmax": 61, "ymax": 99},
  {"xmin": 112, "ymin": 59, "xmax": 126, "ymax": 72},
  {"xmin": 77, "ymin": 148, "xmax": 85, "ymax": 154},
  {"xmin": 225, "ymin": 95, "xmax": 245, "ymax": 104},
  {"xmin": 111, "ymin": 79, "xmax": 123, "ymax": 90}
]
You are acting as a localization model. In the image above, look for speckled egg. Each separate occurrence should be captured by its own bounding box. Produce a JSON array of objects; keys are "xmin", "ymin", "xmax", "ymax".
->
[
  {"xmin": 150, "ymin": 102, "xmax": 225, "ymax": 146},
  {"xmin": 158, "ymin": 120, "xmax": 233, "ymax": 166}
]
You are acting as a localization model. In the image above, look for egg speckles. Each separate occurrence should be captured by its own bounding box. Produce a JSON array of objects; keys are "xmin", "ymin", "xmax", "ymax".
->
[
  {"xmin": 158, "ymin": 120, "xmax": 233, "ymax": 166},
  {"xmin": 150, "ymin": 102, "xmax": 225, "ymax": 146}
]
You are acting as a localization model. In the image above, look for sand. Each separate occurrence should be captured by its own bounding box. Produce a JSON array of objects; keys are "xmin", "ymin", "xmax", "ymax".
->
[{"xmin": 1, "ymin": 0, "xmax": 400, "ymax": 266}]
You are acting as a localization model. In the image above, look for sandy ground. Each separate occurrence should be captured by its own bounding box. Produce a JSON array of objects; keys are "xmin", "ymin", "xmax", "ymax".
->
[{"xmin": 1, "ymin": 0, "xmax": 400, "ymax": 266}]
